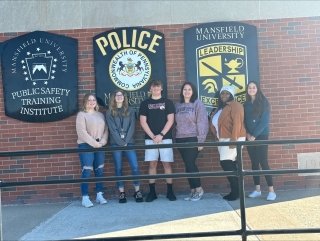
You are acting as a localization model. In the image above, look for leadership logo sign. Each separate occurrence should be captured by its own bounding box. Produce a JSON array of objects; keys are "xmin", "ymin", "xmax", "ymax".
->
[
  {"xmin": 1, "ymin": 31, "xmax": 78, "ymax": 122},
  {"xmin": 184, "ymin": 22, "xmax": 259, "ymax": 110},
  {"xmin": 94, "ymin": 27, "xmax": 166, "ymax": 111}
]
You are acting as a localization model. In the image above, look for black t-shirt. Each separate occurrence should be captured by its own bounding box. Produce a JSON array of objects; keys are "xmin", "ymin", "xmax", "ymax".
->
[{"xmin": 139, "ymin": 97, "xmax": 175, "ymax": 139}]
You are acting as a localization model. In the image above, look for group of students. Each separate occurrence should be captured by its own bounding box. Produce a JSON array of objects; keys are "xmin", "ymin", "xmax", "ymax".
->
[{"xmin": 76, "ymin": 80, "xmax": 276, "ymax": 208}]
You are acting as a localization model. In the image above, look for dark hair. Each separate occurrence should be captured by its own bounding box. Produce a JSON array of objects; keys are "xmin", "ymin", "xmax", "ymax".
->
[
  {"xmin": 216, "ymin": 91, "xmax": 234, "ymax": 110},
  {"xmin": 149, "ymin": 80, "xmax": 163, "ymax": 88},
  {"xmin": 179, "ymin": 82, "xmax": 198, "ymax": 103},
  {"xmin": 245, "ymin": 81, "xmax": 269, "ymax": 116}
]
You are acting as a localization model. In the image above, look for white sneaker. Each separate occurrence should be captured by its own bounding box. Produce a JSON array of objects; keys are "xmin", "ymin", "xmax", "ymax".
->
[
  {"xmin": 184, "ymin": 192, "xmax": 195, "ymax": 201},
  {"xmin": 82, "ymin": 196, "xmax": 94, "ymax": 208},
  {"xmin": 267, "ymin": 192, "xmax": 277, "ymax": 201},
  {"xmin": 248, "ymin": 190, "xmax": 261, "ymax": 198},
  {"xmin": 190, "ymin": 188, "xmax": 204, "ymax": 201},
  {"xmin": 96, "ymin": 192, "xmax": 107, "ymax": 204}
]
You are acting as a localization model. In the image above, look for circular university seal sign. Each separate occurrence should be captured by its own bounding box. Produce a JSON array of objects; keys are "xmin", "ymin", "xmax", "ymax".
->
[{"xmin": 109, "ymin": 48, "xmax": 151, "ymax": 91}]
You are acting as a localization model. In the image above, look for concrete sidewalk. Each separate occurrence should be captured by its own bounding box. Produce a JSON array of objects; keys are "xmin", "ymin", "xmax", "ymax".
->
[{"xmin": 1, "ymin": 189, "xmax": 320, "ymax": 241}]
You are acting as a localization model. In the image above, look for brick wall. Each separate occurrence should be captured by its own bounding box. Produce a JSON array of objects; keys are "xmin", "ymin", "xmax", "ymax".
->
[{"xmin": 1, "ymin": 16, "xmax": 320, "ymax": 204}]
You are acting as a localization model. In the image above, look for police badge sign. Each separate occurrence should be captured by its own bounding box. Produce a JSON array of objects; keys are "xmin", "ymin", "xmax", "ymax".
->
[
  {"xmin": 93, "ymin": 27, "xmax": 167, "ymax": 111},
  {"xmin": 1, "ymin": 31, "xmax": 78, "ymax": 122},
  {"xmin": 184, "ymin": 22, "xmax": 259, "ymax": 111}
]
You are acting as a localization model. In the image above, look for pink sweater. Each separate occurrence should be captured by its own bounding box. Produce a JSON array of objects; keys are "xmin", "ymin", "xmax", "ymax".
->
[{"xmin": 76, "ymin": 111, "xmax": 108, "ymax": 148}]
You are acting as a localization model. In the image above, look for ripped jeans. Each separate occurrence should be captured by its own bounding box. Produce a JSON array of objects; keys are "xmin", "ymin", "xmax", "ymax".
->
[{"xmin": 78, "ymin": 143, "xmax": 105, "ymax": 196}]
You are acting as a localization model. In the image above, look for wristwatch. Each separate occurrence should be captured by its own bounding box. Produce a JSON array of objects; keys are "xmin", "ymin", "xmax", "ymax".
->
[{"xmin": 159, "ymin": 132, "xmax": 164, "ymax": 137}]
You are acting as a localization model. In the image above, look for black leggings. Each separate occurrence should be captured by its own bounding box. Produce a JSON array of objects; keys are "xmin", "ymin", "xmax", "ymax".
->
[
  {"xmin": 247, "ymin": 135, "xmax": 273, "ymax": 186},
  {"xmin": 176, "ymin": 137, "xmax": 201, "ymax": 189},
  {"xmin": 220, "ymin": 160, "xmax": 239, "ymax": 197}
]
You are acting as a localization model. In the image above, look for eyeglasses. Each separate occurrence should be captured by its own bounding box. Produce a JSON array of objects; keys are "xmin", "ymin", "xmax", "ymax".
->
[
  {"xmin": 88, "ymin": 99, "xmax": 96, "ymax": 102},
  {"xmin": 115, "ymin": 94, "xmax": 124, "ymax": 97},
  {"xmin": 220, "ymin": 91, "xmax": 231, "ymax": 95}
]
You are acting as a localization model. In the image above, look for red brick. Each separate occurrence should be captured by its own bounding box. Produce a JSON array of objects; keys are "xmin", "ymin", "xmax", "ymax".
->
[{"xmin": 1, "ymin": 17, "xmax": 320, "ymax": 203}]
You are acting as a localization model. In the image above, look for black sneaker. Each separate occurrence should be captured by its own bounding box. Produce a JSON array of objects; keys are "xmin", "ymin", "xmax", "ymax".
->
[
  {"xmin": 145, "ymin": 192, "xmax": 157, "ymax": 202},
  {"xmin": 223, "ymin": 193, "xmax": 238, "ymax": 201},
  {"xmin": 119, "ymin": 192, "xmax": 127, "ymax": 203},
  {"xmin": 134, "ymin": 191, "xmax": 144, "ymax": 203},
  {"xmin": 166, "ymin": 191, "xmax": 177, "ymax": 201}
]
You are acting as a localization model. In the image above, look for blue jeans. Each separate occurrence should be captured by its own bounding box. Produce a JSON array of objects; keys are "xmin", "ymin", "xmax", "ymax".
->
[
  {"xmin": 78, "ymin": 143, "xmax": 105, "ymax": 196},
  {"xmin": 112, "ymin": 144, "xmax": 140, "ymax": 189}
]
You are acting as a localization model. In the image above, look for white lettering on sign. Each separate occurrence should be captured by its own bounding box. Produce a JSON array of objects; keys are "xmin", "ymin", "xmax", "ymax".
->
[
  {"xmin": 297, "ymin": 152, "xmax": 320, "ymax": 176},
  {"xmin": 10, "ymin": 88, "xmax": 70, "ymax": 116}
]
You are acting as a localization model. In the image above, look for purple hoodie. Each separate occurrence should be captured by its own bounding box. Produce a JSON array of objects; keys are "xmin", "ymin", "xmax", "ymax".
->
[{"xmin": 175, "ymin": 99, "xmax": 209, "ymax": 143}]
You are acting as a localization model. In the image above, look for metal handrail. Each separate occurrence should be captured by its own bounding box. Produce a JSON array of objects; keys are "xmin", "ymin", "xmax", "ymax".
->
[
  {"xmin": 1, "ymin": 137, "xmax": 320, "ymax": 157},
  {"xmin": 1, "ymin": 138, "xmax": 320, "ymax": 241}
]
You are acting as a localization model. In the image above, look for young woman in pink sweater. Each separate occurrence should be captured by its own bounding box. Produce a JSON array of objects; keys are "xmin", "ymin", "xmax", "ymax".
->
[{"xmin": 76, "ymin": 93, "xmax": 108, "ymax": 208}]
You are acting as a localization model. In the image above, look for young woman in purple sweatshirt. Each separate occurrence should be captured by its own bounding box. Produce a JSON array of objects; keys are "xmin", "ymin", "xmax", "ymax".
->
[{"xmin": 175, "ymin": 82, "xmax": 209, "ymax": 201}]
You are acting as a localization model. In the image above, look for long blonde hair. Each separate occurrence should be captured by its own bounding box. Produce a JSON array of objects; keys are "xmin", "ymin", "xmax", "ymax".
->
[
  {"xmin": 108, "ymin": 89, "xmax": 129, "ymax": 117},
  {"xmin": 81, "ymin": 93, "xmax": 99, "ymax": 112}
]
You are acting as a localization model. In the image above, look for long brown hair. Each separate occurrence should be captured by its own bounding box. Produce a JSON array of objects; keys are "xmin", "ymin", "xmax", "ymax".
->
[
  {"xmin": 179, "ymin": 81, "xmax": 198, "ymax": 103},
  {"xmin": 81, "ymin": 93, "xmax": 99, "ymax": 112},
  {"xmin": 245, "ymin": 81, "xmax": 269, "ymax": 116},
  {"xmin": 108, "ymin": 89, "xmax": 129, "ymax": 117}
]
